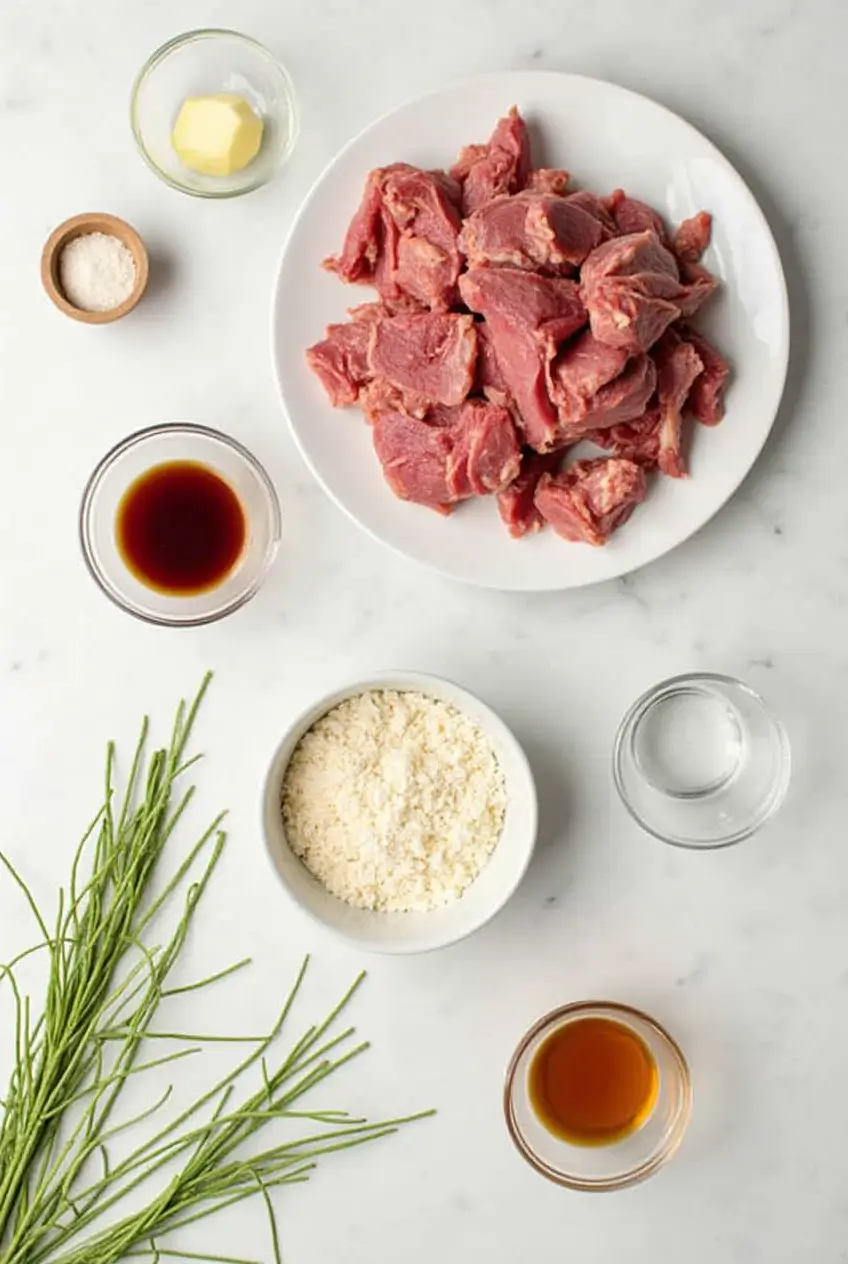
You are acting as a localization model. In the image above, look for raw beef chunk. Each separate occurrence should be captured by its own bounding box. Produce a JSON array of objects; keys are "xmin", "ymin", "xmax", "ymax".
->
[
  {"xmin": 545, "ymin": 329, "xmax": 657, "ymax": 444},
  {"xmin": 652, "ymin": 330, "xmax": 704, "ymax": 478},
  {"xmin": 496, "ymin": 449, "xmax": 563, "ymax": 538},
  {"xmin": 580, "ymin": 231, "xmax": 685, "ymax": 353},
  {"xmin": 587, "ymin": 408, "xmax": 663, "ymax": 467},
  {"xmin": 535, "ymin": 458, "xmax": 647, "ymax": 545},
  {"xmin": 371, "ymin": 399, "xmax": 520, "ymax": 511},
  {"xmin": 564, "ymin": 191, "xmax": 618, "ymax": 237},
  {"xmin": 474, "ymin": 321, "xmax": 513, "ymax": 406},
  {"xmin": 672, "ymin": 211, "xmax": 712, "ymax": 263},
  {"xmin": 306, "ymin": 303, "xmax": 385, "ymax": 406},
  {"xmin": 676, "ymin": 322, "xmax": 730, "ymax": 425},
  {"xmin": 459, "ymin": 267, "xmax": 586, "ymax": 450},
  {"xmin": 325, "ymin": 164, "xmax": 462, "ymax": 309},
  {"xmin": 604, "ymin": 188, "xmax": 669, "ymax": 242},
  {"xmin": 460, "ymin": 192, "xmax": 605, "ymax": 273},
  {"xmin": 590, "ymin": 331, "xmax": 704, "ymax": 477},
  {"xmin": 323, "ymin": 173, "xmax": 386, "ymax": 285},
  {"xmin": 450, "ymin": 107, "xmax": 532, "ymax": 215},
  {"xmin": 676, "ymin": 261, "xmax": 719, "ymax": 317},
  {"xmin": 448, "ymin": 400, "xmax": 522, "ymax": 497},
  {"xmin": 372, "ymin": 410, "xmax": 457, "ymax": 513},
  {"xmin": 547, "ymin": 332, "xmax": 630, "ymax": 416},
  {"xmin": 554, "ymin": 354, "xmax": 657, "ymax": 444},
  {"xmin": 369, "ymin": 312, "xmax": 477, "ymax": 407}
]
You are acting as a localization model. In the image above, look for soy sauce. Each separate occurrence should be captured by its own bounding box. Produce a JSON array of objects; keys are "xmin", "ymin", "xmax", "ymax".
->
[
  {"xmin": 116, "ymin": 461, "xmax": 246, "ymax": 596},
  {"xmin": 529, "ymin": 1017, "xmax": 658, "ymax": 1146}
]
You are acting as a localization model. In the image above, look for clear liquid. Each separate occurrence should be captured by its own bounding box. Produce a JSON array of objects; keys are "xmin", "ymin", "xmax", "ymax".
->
[{"xmin": 632, "ymin": 687, "xmax": 744, "ymax": 798}]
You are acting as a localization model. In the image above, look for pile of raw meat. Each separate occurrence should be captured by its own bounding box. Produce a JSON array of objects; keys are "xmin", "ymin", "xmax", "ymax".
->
[{"xmin": 306, "ymin": 108, "xmax": 730, "ymax": 546}]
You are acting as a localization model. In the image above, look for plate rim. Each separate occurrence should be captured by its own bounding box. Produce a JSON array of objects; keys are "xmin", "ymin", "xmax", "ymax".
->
[{"xmin": 270, "ymin": 69, "xmax": 790, "ymax": 592}]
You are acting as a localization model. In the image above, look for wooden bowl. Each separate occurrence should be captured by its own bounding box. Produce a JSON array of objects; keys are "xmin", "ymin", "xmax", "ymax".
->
[{"xmin": 41, "ymin": 213, "xmax": 150, "ymax": 324}]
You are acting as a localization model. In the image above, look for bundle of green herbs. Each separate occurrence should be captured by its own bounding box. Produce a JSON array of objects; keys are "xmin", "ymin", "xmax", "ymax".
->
[{"xmin": 0, "ymin": 675, "xmax": 431, "ymax": 1264}]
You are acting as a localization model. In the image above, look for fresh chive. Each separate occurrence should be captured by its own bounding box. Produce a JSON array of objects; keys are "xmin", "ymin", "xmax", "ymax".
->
[{"xmin": 0, "ymin": 675, "xmax": 433, "ymax": 1264}]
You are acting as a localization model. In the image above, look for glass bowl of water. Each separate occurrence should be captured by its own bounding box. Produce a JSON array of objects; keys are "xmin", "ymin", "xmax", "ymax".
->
[{"xmin": 613, "ymin": 673, "xmax": 790, "ymax": 849}]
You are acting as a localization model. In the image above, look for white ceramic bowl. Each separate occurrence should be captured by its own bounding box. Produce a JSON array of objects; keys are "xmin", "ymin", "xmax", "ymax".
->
[{"xmin": 262, "ymin": 672, "xmax": 538, "ymax": 954}]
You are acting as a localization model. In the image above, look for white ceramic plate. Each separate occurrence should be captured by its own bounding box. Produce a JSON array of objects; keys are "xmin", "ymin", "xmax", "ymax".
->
[
  {"xmin": 261, "ymin": 671, "xmax": 538, "ymax": 954},
  {"xmin": 271, "ymin": 72, "xmax": 789, "ymax": 591}
]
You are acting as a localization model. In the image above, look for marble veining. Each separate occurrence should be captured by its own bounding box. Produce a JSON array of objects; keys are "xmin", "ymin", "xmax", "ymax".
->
[{"xmin": 1, "ymin": 1, "xmax": 847, "ymax": 1261}]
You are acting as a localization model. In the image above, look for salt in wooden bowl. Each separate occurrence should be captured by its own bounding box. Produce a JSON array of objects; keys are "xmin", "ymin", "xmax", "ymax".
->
[{"xmin": 41, "ymin": 213, "xmax": 149, "ymax": 324}]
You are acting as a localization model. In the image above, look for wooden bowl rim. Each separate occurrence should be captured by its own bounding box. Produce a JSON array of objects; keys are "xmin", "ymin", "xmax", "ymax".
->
[{"xmin": 40, "ymin": 212, "xmax": 150, "ymax": 324}]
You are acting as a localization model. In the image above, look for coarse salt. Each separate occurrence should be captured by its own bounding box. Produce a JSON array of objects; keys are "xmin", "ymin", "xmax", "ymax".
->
[
  {"xmin": 281, "ymin": 689, "xmax": 508, "ymax": 913},
  {"xmin": 59, "ymin": 232, "xmax": 136, "ymax": 313}
]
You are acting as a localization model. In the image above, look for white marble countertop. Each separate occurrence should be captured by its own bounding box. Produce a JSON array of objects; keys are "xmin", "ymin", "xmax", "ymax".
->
[{"xmin": 0, "ymin": 0, "xmax": 845, "ymax": 1260}]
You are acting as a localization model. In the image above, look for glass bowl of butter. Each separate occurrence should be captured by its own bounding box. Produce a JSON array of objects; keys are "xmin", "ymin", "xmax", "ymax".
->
[{"xmin": 131, "ymin": 29, "xmax": 299, "ymax": 198}]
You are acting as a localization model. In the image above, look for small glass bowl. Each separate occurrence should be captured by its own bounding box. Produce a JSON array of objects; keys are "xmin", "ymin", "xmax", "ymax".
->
[
  {"xmin": 613, "ymin": 672, "xmax": 791, "ymax": 850},
  {"xmin": 79, "ymin": 423, "xmax": 281, "ymax": 627},
  {"xmin": 131, "ymin": 29, "xmax": 299, "ymax": 198},
  {"xmin": 504, "ymin": 1002, "xmax": 691, "ymax": 1191}
]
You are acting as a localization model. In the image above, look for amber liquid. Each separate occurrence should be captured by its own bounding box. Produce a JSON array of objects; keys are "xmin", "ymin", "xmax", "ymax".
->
[
  {"xmin": 116, "ymin": 461, "xmax": 246, "ymax": 596},
  {"xmin": 528, "ymin": 1017, "xmax": 658, "ymax": 1146}
]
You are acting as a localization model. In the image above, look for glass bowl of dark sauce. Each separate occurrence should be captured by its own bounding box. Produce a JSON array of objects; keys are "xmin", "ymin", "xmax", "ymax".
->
[{"xmin": 80, "ymin": 423, "xmax": 280, "ymax": 626}]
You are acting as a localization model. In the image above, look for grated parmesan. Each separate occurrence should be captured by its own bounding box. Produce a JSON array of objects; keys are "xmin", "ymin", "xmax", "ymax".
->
[{"xmin": 281, "ymin": 689, "xmax": 507, "ymax": 913}]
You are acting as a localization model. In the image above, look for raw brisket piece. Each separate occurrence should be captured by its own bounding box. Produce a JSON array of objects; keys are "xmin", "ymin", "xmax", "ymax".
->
[
  {"xmin": 459, "ymin": 195, "xmax": 532, "ymax": 269},
  {"xmin": 474, "ymin": 322, "xmax": 513, "ymax": 406},
  {"xmin": 459, "ymin": 267, "xmax": 584, "ymax": 339},
  {"xmin": 653, "ymin": 330, "xmax": 704, "ymax": 477},
  {"xmin": 305, "ymin": 303, "xmax": 390, "ymax": 406},
  {"xmin": 323, "ymin": 173, "xmax": 386, "ymax": 285},
  {"xmin": 604, "ymin": 188, "xmax": 669, "ymax": 242},
  {"xmin": 676, "ymin": 322, "xmax": 730, "ymax": 425},
  {"xmin": 382, "ymin": 165, "xmax": 463, "ymax": 308},
  {"xmin": 460, "ymin": 192, "xmax": 605, "ymax": 273},
  {"xmin": 546, "ymin": 331, "xmax": 630, "ymax": 419},
  {"xmin": 587, "ymin": 407, "xmax": 663, "ymax": 467},
  {"xmin": 564, "ymin": 191, "xmax": 618, "ymax": 237},
  {"xmin": 535, "ymin": 458, "xmax": 647, "ymax": 545},
  {"xmin": 672, "ymin": 211, "xmax": 712, "ymax": 263},
  {"xmin": 359, "ymin": 377, "xmax": 427, "ymax": 422},
  {"xmin": 451, "ymin": 107, "xmax": 532, "ymax": 215},
  {"xmin": 324, "ymin": 163, "xmax": 462, "ymax": 309},
  {"xmin": 676, "ymin": 261, "xmax": 719, "ymax": 317},
  {"xmin": 448, "ymin": 400, "xmax": 522, "ymax": 497},
  {"xmin": 547, "ymin": 332, "xmax": 657, "ymax": 443},
  {"xmin": 496, "ymin": 449, "xmax": 562, "ymax": 538},
  {"xmin": 580, "ymin": 231, "xmax": 686, "ymax": 353},
  {"xmin": 372, "ymin": 410, "xmax": 457, "ymax": 513},
  {"xmin": 369, "ymin": 312, "xmax": 477, "ymax": 407},
  {"xmin": 556, "ymin": 355, "xmax": 657, "ymax": 443},
  {"xmin": 459, "ymin": 266, "xmax": 586, "ymax": 450},
  {"xmin": 371, "ymin": 398, "xmax": 520, "ymax": 510}
]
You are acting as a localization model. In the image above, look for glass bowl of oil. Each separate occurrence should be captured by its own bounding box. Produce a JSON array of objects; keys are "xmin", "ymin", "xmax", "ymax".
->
[
  {"xmin": 79, "ymin": 422, "xmax": 281, "ymax": 626},
  {"xmin": 613, "ymin": 672, "xmax": 791, "ymax": 849},
  {"xmin": 504, "ymin": 1001, "xmax": 691, "ymax": 1191}
]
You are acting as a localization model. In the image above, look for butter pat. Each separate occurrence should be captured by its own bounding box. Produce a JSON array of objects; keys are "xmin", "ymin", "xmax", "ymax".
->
[{"xmin": 171, "ymin": 94, "xmax": 264, "ymax": 177}]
